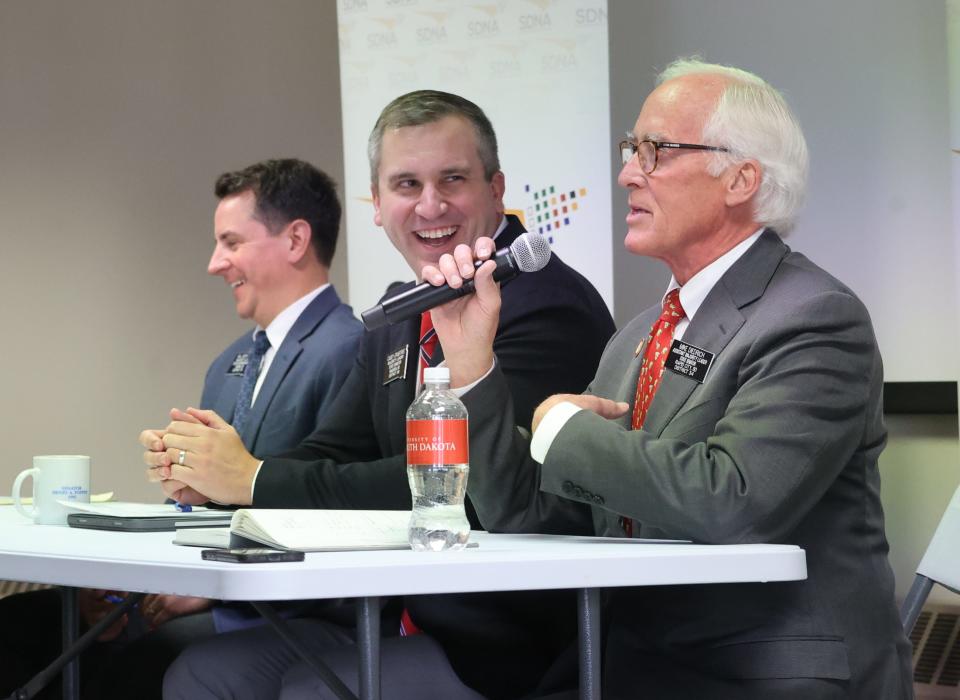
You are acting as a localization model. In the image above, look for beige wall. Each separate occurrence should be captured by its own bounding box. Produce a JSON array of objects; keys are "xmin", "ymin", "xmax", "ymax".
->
[
  {"xmin": 881, "ymin": 415, "xmax": 960, "ymax": 606},
  {"xmin": 1, "ymin": 0, "xmax": 957, "ymax": 614},
  {"xmin": 0, "ymin": 0, "xmax": 345, "ymax": 502}
]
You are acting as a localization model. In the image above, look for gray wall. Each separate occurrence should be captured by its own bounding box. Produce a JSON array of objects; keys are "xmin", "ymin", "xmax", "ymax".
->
[
  {"xmin": 608, "ymin": 0, "xmax": 956, "ymax": 384},
  {"xmin": 608, "ymin": 0, "xmax": 959, "ymax": 603},
  {"xmin": 0, "ymin": 0, "xmax": 345, "ymax": 502}
]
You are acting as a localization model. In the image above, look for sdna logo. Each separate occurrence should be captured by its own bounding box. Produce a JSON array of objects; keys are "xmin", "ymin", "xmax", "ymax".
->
[{"xmin": 575, "ymin": 6, "xmax": 606, "ymax": 25}]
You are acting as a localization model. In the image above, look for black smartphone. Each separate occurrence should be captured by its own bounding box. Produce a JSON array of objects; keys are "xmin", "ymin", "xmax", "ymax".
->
[{"xmin": 201, "ymin": 548, "xmax": 305, "ymax": 563}]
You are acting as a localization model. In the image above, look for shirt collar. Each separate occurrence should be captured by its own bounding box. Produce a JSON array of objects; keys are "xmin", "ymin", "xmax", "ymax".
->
[
  {"xmin": 255, "ymin": 284, "xmax": 330, "ymax": 350},
  {"xmin": 664, "ymin": 229, "xmax": 764, "ymax": 321},
  {"xmin": 492, "ymin": 215, "xmax": 508, "ymax": 241}
]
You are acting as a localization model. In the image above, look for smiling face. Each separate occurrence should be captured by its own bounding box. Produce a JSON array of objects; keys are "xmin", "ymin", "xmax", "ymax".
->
[
  {"xmin": 207, "ymin": 190, "xmax": 294, "ymax": 328},
  {"xmin": 371, "ymin": 115, "xmax": 505, "ymax": 277},
  {"xmin": 617, "ymin": 74, "xmax": 733, "ymax": 283}
]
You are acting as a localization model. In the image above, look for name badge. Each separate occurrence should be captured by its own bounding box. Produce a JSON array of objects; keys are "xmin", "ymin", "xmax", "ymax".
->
[
  {"xmin": 666, "ymin": 340, "xmax": 715, "ymax": 383},
  {"xmin": 383, "ymin": 345, "xmax": 409, "ymax": 385},
  {"xmin": 228, "ymin": 353, "xmax": 250, "ymax": 376}
]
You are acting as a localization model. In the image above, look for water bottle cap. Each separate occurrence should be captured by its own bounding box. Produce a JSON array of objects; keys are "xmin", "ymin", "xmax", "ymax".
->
[{"xmin": 423, "ymin": 367, "xmax": 450, "ymax": 382}]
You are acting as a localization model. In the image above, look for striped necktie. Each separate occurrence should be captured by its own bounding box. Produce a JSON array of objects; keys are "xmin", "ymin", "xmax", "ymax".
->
[{"xmin": 233, "ymin": 330, "xmax": 270, "ymax": 434}]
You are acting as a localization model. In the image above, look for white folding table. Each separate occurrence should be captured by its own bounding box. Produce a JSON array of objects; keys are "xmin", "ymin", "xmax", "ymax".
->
[{"xmin": 0, "ymin": 508, "xmax": 807, "ymax": 700}]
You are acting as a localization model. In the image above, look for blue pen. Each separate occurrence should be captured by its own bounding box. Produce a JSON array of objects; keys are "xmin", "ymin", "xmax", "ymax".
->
[
  {"xmin": 104, "ymin": 593, "xmax": 137, "ymax": 607},
  {"xmin": 174, "ymin": 502, "xmax": 192, "ymax": 513}
]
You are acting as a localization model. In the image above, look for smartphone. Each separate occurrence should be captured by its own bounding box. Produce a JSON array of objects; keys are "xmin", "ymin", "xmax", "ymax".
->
[{"xmin": 201, "ymin": 548, "xmax": 305, "ymax": 563}]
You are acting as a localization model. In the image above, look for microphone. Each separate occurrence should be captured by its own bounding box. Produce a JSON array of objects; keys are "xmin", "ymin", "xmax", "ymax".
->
[{"xmin": 360, "ymin": 232, "xmax": 552, "ymax": 331}]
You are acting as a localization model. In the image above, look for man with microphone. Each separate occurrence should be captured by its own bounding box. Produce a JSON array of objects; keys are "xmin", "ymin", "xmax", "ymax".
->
[
  {"xmin": 425, "ymin": 60, "xmax": 912, "ymax": 699},
  {"xmin": 151, "ymin": 90, "xmax": 614, "ymax": 699}
]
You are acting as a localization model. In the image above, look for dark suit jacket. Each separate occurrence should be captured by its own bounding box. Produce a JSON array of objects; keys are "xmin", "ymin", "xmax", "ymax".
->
[
  {"xmin": 201, "ymin": 286, "xmax": 362, "ymax": 457},
  {"xmin": 463, "ymin": 231, "xmax": 914, "ymax": 700},
  {"xmin": 253, "ymin": 216, "xmax": 617, "ymax": 699}
]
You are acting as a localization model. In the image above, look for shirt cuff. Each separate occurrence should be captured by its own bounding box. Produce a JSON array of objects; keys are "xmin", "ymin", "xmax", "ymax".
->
[
  {"xmin": 249, "ymin": 460, "xmax": 265, "ymax": 503},
  {"xmin": 530, "ymin": 401, "xmax": 583, "ymax": 464},
  {"xmin": 451, "ymin": 359, "xmax": 497, "ymax": 398}
]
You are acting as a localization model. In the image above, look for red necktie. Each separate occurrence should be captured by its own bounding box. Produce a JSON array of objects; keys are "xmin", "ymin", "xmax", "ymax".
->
[
  {"xmin": 418, "ymin": 312, "xmax": 439, "ymax": 384},
  {"xmin": 631, "ymin": 289, "xmax": 685, "ymax": 430},
  {"xmin": 401, "ymin": 313, "xmax": 440, "ymax": 637},
  {"xmin": 622, "ymin": 289, "xmax": 685, "ymax": 537}
]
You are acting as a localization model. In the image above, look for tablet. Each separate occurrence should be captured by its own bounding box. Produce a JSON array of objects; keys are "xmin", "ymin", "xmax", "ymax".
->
[{"xmin": 67, "ymin": 512, "xmax": 233, "ymax": 532}]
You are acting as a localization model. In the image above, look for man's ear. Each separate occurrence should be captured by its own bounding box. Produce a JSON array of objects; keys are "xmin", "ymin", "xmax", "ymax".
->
[
  {"xmin": 725, "ymin": 159, "xmax": 761, "ymax": 208},
  {"xmin": 490, "ymin": 171, "xmax": 506, "ymax": 215},
  {"xmin": 285, "ymin": 219, "xmax": 312, "ymax": 263},
  {"xmin": 372, "ymin": 183, "xmax": 383, "ymax": 227}
]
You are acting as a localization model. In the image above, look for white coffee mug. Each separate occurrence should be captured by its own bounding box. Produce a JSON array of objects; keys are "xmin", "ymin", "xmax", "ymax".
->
[{"xmin": 12, "ymin": 455, "xmax": 91, "ymax": 525}]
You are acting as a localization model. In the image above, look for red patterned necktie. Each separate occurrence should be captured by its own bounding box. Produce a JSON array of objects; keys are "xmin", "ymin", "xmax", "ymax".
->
[
  {"xmin": 631, "ymin": 288, "xmax": 685, "ymax": 429},
  {"xmin": 418, "ymin": 311, "xmax": 439, "ymax": 384},
  {"xmin": 622, "ymin": 289, "xmax": 685, "ymax": 537}
]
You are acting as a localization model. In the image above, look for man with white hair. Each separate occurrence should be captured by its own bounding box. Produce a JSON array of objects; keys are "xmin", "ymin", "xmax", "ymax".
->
[{"xmin": 426, "ymin": 58, "xmax": 914, "ymax": 699}]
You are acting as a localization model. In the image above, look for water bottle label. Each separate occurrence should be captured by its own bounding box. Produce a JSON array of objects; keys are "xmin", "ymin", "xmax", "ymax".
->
[{"xmin": 406, "ymin": 419, "xmax": 469, "ymax": 466}]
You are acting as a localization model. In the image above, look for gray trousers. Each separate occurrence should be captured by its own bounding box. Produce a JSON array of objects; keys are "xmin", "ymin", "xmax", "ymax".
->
[{"xmin": 164, "ymin": 618, "xmax": 484, "ymax": 700}]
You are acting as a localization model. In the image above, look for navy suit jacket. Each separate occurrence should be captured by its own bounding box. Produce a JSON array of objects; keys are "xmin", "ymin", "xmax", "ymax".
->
[
  {"xmin": 253, "ymin": 216, "xmax": 617, "ymax": 699},
  {"xmin": 200, "ymin": 286, "xmax": 362, "ymax": 458}
]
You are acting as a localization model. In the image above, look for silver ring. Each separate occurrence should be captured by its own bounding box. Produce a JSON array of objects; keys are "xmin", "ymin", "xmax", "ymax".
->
[{"xmin": 178, "ymin": 450, "xmax": 186, "ymax": 466}]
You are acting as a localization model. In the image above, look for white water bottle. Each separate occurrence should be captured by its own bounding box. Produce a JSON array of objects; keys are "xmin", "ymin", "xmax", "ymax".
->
[{"xmin": 406, "ymin": 367, "xmax": 471, "ymax": 551}]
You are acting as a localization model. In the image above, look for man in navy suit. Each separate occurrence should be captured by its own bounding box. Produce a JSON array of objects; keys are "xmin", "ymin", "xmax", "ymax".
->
[
  {"xmin": 121, "ymin": 158, "xmax": 363, "ymax": 688},
  {"xmin": 154, "ymin": 91, "xmax": 615, "ymax": 700},
  {"xmin": 0, "ymin": 158, "xmax": 362, "ymax": 700}
]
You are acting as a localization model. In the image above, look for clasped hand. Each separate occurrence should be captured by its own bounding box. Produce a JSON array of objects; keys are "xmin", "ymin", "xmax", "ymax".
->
[{"xmin": 140, "ymin": 407, "xmax": 260, "ymax": 506}]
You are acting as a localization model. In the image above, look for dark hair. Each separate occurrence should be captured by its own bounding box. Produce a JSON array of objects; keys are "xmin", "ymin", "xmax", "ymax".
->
[
  {"xmin": 368, "ymin": 90, "xmax": 500, "ymax": 183},
  {"xmin": 214, "ymin": 159, "xmax": 341, "ymax": 267}
]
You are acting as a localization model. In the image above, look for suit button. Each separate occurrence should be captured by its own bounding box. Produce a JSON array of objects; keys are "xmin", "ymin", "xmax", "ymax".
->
[{"xmin": 562, "ymin": 481, "xmax": 574, "ymax": 495}]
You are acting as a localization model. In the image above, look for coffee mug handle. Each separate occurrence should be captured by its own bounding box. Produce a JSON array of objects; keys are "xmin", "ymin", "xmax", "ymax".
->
[{"xmin": 12, "ymin": 468, "xmax": 39, "ymax": 521}]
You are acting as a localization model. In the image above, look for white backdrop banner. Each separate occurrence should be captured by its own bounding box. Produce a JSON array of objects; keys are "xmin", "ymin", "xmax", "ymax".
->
[{"xmin": 337, "ymin": 0, "xmax": 612, "ymax": 315}]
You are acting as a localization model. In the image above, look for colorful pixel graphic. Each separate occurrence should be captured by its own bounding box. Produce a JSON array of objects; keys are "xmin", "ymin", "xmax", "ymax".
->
[{"xmin": 524, "ymin": 183, "xmax": 588, "ymax": 243}]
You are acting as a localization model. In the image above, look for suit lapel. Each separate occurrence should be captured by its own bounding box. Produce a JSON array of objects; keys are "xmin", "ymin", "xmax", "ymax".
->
[
  {"xmin": 384, "ymin": 316, "xmax": 418, "ymax": 455},
  {"xmin": 642, "ymin": 230, "xmax": 789, "ymax": 437},
  {"xmin": 241, "ymin": 287, "xmax": 342, "ymax": 451}
]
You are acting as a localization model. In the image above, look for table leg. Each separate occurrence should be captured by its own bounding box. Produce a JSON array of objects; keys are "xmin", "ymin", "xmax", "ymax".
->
[
  {"xmin": 355, "ymin": 596, "xmax": 381, "ymax": 700},
  {"xmin": 60, "ymin": 587, "xmax": 79, "ymax": 700},
  {"xmin": 578, "ymin": 588, "xmax": 601, "ymax": 700}
]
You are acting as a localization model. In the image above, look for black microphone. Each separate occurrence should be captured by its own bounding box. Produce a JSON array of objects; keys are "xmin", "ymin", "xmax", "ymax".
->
[{"xmin": 360, "ymin": 232, "xmax": 552, "ymax": 331}]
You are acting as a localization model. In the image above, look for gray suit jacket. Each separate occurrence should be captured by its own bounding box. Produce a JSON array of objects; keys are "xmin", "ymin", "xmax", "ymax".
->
[
  {"xmin": 200, "ymin": 286, "xmax": 362, "ymax": 458},
  {"xmin": 464, "ymin": 231, "xmax": 913, "ymax": 700}
]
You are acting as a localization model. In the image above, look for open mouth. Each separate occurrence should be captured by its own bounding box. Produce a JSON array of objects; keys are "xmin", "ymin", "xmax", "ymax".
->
[
  {"xmin": 415, "ymin": 225, "xmax": 458, "ymax": 242},
  {"xmin": 230, "ymin": 280, "xmax": 246, "ymax": 289}
]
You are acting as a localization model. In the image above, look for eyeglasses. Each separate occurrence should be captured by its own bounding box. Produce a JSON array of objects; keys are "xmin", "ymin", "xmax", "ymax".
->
[{"xmin": 618, "ymin": 139, "xmax": 730, "ymax": 174}]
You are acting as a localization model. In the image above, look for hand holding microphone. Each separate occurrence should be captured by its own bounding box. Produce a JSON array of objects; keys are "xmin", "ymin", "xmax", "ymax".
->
[
  {"xmin": 360, "ymin": 232, "xmax": 552, "ymax": 330},
  {"xmin": 361, "ymin": 232, "xmax": 551, "ymax": 389}
]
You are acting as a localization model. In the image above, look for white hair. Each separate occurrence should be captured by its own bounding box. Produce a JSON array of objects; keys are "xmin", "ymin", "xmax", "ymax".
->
[{"xmin": 658, "ymin": 58, "xmax": 809, "ymax": 233}]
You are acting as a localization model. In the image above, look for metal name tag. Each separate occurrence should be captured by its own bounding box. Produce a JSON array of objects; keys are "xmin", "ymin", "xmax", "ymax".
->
[
  {"xmin": 666, "ymin": 340, "xmax": 715, "ymax": 384},
  {"xmin": 383, "ymin": 345, "xmax": 409, "ymax": 385}
]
